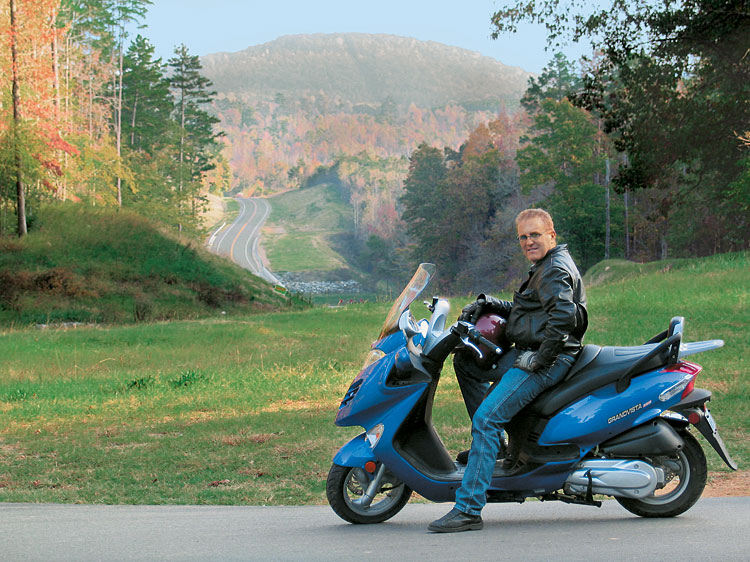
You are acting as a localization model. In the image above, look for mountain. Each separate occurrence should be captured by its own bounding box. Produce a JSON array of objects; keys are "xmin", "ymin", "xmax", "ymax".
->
[{"xmin": 201, "ymin": 33, "xmax": 532, "ymax": 108}]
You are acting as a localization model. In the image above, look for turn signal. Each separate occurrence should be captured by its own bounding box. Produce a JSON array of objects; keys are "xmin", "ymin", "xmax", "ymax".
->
[{"xmin": 365, "ymin": 423, "xmax": 385, "ymax": 448}]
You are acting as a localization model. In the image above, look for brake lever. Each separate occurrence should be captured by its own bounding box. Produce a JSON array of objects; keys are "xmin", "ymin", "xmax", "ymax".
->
[{"xmin": 460, "ymin": 336, "xmax": 484, "ymax": 359}]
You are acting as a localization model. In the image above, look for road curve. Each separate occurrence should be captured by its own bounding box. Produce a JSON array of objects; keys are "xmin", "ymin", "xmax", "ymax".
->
[
  {"xmin": 2, "ymin": 498, "xmax": 749, "ymax": 561},
  {"xmin": 207, "ymin": 198, "xmax": 280, "ymax": 286}
]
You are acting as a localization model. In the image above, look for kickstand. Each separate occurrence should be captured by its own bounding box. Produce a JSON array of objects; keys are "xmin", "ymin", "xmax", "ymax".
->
[{"xmin": 585, "ymin": 470, "xmax": 602, "ymax": 507}]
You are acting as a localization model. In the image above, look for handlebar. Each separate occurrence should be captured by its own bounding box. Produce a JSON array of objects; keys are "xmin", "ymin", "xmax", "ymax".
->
[{"xmin": 451, "ymin": 322, "xmax": 503, "ymax": 357}]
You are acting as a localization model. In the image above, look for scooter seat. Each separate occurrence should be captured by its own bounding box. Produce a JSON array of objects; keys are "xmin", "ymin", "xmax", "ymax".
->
[{"xmin": 528, "ymin": 342, "xmax": 668, "ymax": 417}]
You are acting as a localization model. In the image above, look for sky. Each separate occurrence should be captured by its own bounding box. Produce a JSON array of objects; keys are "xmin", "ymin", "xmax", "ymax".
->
[{"xmin": 134, "ymin": 0, "xmax": 593, "ymax": 74}]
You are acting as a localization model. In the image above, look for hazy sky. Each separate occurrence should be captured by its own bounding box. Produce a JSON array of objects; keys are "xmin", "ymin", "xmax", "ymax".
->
[{"xmin": 135, "ymin": 0, "xmax": 592, "ymax": 74}]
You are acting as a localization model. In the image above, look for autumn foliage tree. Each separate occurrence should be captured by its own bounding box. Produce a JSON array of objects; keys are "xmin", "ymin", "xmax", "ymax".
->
[
  {"xmin": 1, "ymin": 0, "xmax": 77, "ymax": 235},
  {"xmin": 0, "ymin": 0, "xmax": 223, "ymax": 238}
]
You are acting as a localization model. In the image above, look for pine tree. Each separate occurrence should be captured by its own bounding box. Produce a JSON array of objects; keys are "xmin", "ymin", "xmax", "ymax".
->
[
  {"xmin": 167, "ymin": 44, "xmax": 221, "ymax": 229},
  {"xmin": 105, "ymin": 0, "xmax": 151, "ymax": 206},
  {"xmin": 122, "ymin": 34, "xmax": 172, "ymax": 154}
]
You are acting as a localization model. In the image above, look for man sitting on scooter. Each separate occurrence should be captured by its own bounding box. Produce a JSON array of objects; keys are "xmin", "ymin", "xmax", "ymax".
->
[{"xmin": 429, "ymin": 208, "xmax": 588, "ymax": 533}]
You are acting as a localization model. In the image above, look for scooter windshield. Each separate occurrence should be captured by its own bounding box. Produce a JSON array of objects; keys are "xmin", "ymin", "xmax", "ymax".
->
[{"xmin": 378, "ymin": 263, "xmax": 436, "ymax": 341}]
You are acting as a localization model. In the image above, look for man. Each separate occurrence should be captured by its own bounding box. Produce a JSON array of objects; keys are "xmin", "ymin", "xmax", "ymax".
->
[{"xmin": 428, "ymin": 208, "xmax": 588, "ymax": 533}]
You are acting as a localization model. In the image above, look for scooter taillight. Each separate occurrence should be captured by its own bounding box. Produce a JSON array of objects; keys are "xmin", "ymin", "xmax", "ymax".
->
[{"xmin": 661, "ymin": 361, "xmax": 702, "ymax": 400}]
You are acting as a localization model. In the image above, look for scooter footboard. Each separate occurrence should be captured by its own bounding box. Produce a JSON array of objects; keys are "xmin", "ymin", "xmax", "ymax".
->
[{"xmin": 333, "ymin": 433, "xmax": 375, "ymax": 468}]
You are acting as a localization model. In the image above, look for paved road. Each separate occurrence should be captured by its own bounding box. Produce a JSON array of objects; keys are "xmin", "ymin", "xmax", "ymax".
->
[
  {"xmin": 207, "ymin": 198, "xmax": 280, "ymax": 285},
  {"xmin": 2, "ymin": 498, "xmax": 749, "ymax": 561}
]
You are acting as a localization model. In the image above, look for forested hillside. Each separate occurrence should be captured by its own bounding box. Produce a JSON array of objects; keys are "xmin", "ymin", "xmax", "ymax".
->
[
  {"xmin": 203, "ymin": 33, "xmax": 532, "ymax": 197},
  {"xmin": 202, "ymin": 33, "xmax": 529, "ymax": 107}
]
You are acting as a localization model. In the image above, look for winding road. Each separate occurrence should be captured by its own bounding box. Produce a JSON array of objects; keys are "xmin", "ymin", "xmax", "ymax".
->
[{"xmin": 207, "ymin": 197, "xmax": 281, "ymax": 286}]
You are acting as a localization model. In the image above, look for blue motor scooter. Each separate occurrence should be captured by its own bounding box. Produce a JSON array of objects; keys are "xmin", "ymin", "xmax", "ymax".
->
[{"xmin": 326, "ymin": 264, "xmax": 737, "ymax": 523}]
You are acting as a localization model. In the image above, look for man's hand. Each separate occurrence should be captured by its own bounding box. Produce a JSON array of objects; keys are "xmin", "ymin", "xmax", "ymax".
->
[
  {"xmin": 513, "ymin": 350, "xmax": 542, "ymax": 373},
  {"xmin": 458, "ymin": 294, "xmax": 511, "ymax": 324},
  {"xmin": 458, "ymin": 297, "xmax": 486, "ymax": 324}
]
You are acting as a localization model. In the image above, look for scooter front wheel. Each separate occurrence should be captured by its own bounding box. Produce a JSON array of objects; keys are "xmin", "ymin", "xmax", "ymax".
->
[
  {"xmin": 326, "ymin": 463, "xmax": 412, "ymax": 524},
  {"xmin": 616, "ymin": 430, "xmax": 707, "ymax": 518}
]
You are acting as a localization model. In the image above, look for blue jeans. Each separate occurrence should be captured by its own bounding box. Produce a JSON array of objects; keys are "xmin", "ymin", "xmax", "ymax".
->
[
  {"xmin": 454, "ymin": 347, "xmax": 523, "ymax": 421},
  {"xmin": 454, "ymin": 354, "xmax": 575, "ymax": 516}
]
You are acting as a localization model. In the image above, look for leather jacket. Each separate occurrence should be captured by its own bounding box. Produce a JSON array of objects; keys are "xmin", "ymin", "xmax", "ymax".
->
[{"xmin": 492, "ymin": 245, "xmax": 588, "ymax": 368}]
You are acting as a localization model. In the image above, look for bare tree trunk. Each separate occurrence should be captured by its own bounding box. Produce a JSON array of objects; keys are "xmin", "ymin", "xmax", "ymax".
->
[
  {"xmin": 605, "ymin": 157, "xmax": 611, "ymax": 259},
  {"xmin": 178, "ymin": 83, "xmax": 185, "ymax": 233},
  {"xmin": 51, "ymin": 14, "xmax": 65, "ymax": 200},
  {"xmin": 10, "ymin": 0, "xmax": 27, "ymax": 236},
  {"xmin": 130, "ymin": 93, "xmax": 138, "ymax": 146},
  {"xmin": 116, "ymin": 41, "xmax": 124, "ymax": 206},
  {"xmin": 624, "ymin": 189, "xmax": 630, "ymax": 259}
]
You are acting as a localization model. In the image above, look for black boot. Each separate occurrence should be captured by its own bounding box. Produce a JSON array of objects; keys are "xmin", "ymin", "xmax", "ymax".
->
[{"xmin": 428, "ymin": 508, "xmax": 483, "ymax": 533}]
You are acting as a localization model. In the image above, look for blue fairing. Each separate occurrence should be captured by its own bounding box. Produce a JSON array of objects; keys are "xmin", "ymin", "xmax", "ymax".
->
[
  {"xmin": 336, "ymin": 334, "xmax": 427, "ymax": 428},
  {"xmin": 333, "ymin": 433, "xmax": 375, "ymax": 467},
  {"xmin": 541, "ymin": 367, "xmax": 685, "ymax": 448},
  {"xmin": 373, "ymin": 331, "xmax": 408, "ymax": 355}
]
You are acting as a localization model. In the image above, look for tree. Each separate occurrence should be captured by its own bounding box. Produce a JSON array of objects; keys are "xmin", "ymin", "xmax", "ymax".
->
[
  {"xmin": 399, "ymin": 143, "xmax": 447, "ymax": 263},
  {"xmin": 121, "ymin": 34, "xmax": 172, "ymax": 154},
  {"xmin": 167, "ymin": 44, "xmax": 221, "ymax": 230},
  {"xmin": 9, "ymin": 0, "xmax": 26, "ymax": 235},
  {"xmin": 1, "ymin": 0, "xmax": 76, "ymax": 235},
  {"xmin": 491, "ymin": 0, "xmax": 750, "ymax": 258},
  {"xmin": 517, "ymin": 98, "xmax": 620, "ymax": 269},
  {"xmin": 106, "ymin": 0, "xmax": 151, "ymax": 206},
  {"xmin": 520, "ymin": 52, "xmax": 581, "ymax": 114}
]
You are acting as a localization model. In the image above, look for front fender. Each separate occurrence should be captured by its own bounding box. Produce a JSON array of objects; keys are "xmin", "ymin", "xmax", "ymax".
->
[{"xmin": 332, "ymin": 433, "xmax": 375, "ymax": 468}]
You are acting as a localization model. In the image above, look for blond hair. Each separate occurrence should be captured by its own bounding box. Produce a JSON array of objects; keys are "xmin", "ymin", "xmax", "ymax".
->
[{"xmin": 515, "ymin": 208, "xmax": 555, "ymax": 231}]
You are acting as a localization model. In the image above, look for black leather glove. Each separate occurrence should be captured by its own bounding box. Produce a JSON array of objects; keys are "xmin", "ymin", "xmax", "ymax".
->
[
  {"xmin": 458, "ymin": 294, "xmax": 512, "ymax": 324},
  {"xmin": 458, "ymin": 297, "xmax": 486, "ymax": 324},
  {"xmin": 478, "ymin": 293, "xmax": 512, "ymax": 318},
  {"xmin": 513, "ymin": 350, "xmax": 542, "ymax": 372}
]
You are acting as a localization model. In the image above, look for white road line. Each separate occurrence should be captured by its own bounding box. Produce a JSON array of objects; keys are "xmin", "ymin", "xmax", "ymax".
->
[
  {"xmin": 215, "ymin": 198, "xmax": 249, "ymax": 252},
  {"xmin": 207, "ymin": 222, "xmax": 226, "ymax": 247}
]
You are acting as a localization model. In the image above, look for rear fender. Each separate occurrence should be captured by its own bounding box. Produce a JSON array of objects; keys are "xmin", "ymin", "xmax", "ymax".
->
[
  {"xmin": 333, "ymin": 433, "xmax": 375, "ymax": 468},
  {"xmin": 669, "ymin": 388, "xmax": 738, "ymax": 471}
]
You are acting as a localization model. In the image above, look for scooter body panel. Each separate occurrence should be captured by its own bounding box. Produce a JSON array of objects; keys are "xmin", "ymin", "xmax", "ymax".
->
[
  {"xmin": 540, "ymin": 368, "xmax": 686, "ymax": 447},
  {"xmin": 333, "ymin": 432, "xmax": 375, "ymax": 467}
]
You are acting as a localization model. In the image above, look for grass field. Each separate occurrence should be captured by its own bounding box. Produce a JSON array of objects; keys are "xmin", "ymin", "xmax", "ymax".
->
[
  {"xmin": 0, "ymin": 252, "xmax": 747, "ymax": 504},
  {"xmin": 262, "ymin": 184, "xmax": 353, "ymax": 273}
]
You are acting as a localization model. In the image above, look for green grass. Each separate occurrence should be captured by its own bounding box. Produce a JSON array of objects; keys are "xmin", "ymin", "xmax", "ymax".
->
[
  {"xmin": 0, "ymin": 252, "xmax": 747, "ymax": 504},
  {"xmin": 0, "ymin": 203, "xmax": 288, "ymax": 326},
  {"xmin": 263, "ymin": 184, "xmax": 352, "ymax": 273}
]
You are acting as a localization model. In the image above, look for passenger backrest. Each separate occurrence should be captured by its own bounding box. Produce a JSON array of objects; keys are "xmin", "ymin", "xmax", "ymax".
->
[{"xmin": 564, "ymin": 344, "xmax": 601, "ymax": 381}]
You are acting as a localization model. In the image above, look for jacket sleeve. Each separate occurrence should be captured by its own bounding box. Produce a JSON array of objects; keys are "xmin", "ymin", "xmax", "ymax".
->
[
  {"xmin": 478, "ymin": 293, "xmax": 513, "ymax": 318},
  {"xmin": 535, "ymin": 266, "xmax": 577, "ymax": 368}
]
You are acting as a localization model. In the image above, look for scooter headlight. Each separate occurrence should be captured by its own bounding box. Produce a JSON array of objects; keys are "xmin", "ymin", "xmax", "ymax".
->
[
  {"xmin": 362, "ymin": 349, "xmax": 385, "ymax": 370},
  {"xmin": 365, "ymin": 424, "xmax": 385, "ymax": 448}
]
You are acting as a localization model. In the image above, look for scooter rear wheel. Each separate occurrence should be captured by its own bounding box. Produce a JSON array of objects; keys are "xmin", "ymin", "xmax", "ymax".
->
[
  {"xmin": 326, "ymin": 463, "xmax": 412, "ymax": 524},
  {"xmin": 616, "ymin": 430, "xmax": 707, "ymax": 517}
]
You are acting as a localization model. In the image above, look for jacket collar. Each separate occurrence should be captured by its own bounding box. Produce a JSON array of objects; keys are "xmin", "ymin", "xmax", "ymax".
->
[{"xmin": 529, "ymin": 244, "xmax": 567, "ymax": 274}]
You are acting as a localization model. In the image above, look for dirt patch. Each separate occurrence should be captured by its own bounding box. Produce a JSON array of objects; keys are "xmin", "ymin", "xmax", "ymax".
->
[{"xmin": 704, "ymin": 470, "xmax": 750, "ymax": 497}]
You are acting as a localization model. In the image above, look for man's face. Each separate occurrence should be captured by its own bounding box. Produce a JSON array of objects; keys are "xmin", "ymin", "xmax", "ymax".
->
[{"xmin": 517, "ymin": 217, "xmax": 556, "ymax": 263}]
